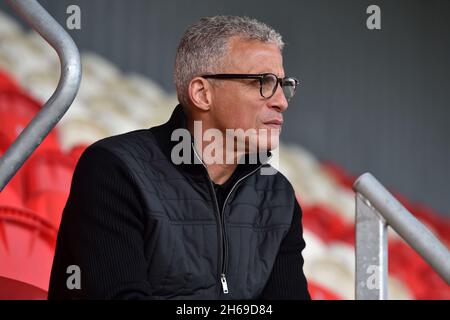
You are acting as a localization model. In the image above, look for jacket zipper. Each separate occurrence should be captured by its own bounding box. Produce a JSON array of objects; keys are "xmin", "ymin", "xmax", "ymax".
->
[
  {"xmin": 192, "ymin": 143, "xmax": 266, "ymax": 295},
  {"xmin": 206, "ymin": 178, "xmax": 228, "ymax": 294},
  {"xmin": 218, "ymin": 166, "xmax": 263, "ymax": 294}
]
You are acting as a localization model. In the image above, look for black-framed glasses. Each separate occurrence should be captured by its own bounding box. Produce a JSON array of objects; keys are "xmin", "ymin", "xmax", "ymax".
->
[{"xmin": 201, "ymin": 73, "xmax": 299, "ymax": 101}]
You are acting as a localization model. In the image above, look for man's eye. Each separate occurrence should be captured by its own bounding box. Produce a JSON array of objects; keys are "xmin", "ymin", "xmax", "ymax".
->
[{"xmin": 262, "ymin": 76, "xmax": 277, "ymax": 85}]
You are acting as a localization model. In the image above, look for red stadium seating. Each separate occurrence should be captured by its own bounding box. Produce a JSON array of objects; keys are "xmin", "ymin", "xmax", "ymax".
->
[
  {"xmin": 0, "ymin": 70, "xmax": 19, "ymax": 92},
  {"xmin": 21, "ymin": 150, "xmax": 76, "ymax": 228},
  {"xmin": 0, "ymin": 276, "xmax": 47, "ymax": 300},
  {"xmin": 22, "ymin": 150, "xmax": 76, "ymax": 197},
  {"xmin": 301, "ymin": 203, "xmax": 354, "ymax": 245},
  {"xmin": 321, "ymin": 161, "xmax": 356, "ymax": 190},
  {"xmin": 0, "ymin": 206, "xmax": 57, "ymax": 293},
  {"xmin": 0, "ymin": 70, "xmax": 61, "ymax": 154},
  {"xmin": 389, "ymin": 241, "xmax": 450, "ymax": 300},
  {"xmin": 308, "ymin": 281, "xmax": 343, "ymax": 300},
  {"xmin": 0, "ymin": 184, "xmax": 23, "ymax": 209},
  {"xmin": 25, "ymin": 191, "xmax": 68, "ymax": 230},
  {"xmin": 69, "ymin": 143, "xmax": 89, "ymax": 163}
]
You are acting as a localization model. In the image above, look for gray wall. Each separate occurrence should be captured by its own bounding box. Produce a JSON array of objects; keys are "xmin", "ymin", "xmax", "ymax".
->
[{"xmin": 2, "ymin": 0, "xmax": 449, "ymax": 216}]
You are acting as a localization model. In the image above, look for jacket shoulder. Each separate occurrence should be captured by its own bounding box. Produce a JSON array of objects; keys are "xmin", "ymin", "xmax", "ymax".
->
[
  {"xmin": 257, "ymin": 164, "xmax": 296, "ymax": 194},
  {"xmin": 86, "ymin": 129, "xmax": 162, "ymax": 163}
]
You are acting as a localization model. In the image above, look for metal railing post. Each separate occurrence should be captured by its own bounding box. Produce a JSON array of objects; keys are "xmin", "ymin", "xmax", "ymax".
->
[
  {"xmin": 0, "ymin": 0, "xmax": 81, "ymax": 191},
  {"xmin": 355, "ymin": 193, "xmax": 388, "ymax": 299},
  {"xmin": 354, "ymin": 172, "xmax": 450, "ymax": 300}
]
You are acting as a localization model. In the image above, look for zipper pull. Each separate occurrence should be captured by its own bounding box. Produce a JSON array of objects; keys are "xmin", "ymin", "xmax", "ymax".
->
[{"xmin": 220, "ymin": 273, "xmax": 229, "ymax": 294}]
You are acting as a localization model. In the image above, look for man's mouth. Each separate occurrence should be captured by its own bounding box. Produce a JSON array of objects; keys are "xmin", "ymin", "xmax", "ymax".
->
[{"xmin": 263, "ymin": 119, "xmax": 283, "ymax": 129}]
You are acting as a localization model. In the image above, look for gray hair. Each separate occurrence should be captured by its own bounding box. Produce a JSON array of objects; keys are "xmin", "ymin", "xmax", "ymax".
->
[{"xmin": 174, "ymin": 15, "xmax": 285, "ymax": 107}]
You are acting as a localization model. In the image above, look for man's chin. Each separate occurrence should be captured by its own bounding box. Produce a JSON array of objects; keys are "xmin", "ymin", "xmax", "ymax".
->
[
  {"xmin": 259, "ymin": 141, "xmax": 279, "ymax": 152},
  {"xmin": 260, "ymin": 131, "xmax": 280, "ymax": 150},
  {"xmin": 249, "ymin": 136, "xmax": 280, "ymax": 154}
]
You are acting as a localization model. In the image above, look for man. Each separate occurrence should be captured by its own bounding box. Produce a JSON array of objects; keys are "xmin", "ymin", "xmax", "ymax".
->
[{"xmin": 48, "ymin": 15, "xmax": 310, "ymax": 300}]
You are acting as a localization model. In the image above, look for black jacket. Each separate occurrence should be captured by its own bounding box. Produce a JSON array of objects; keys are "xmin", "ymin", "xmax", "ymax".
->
[{"xmin": 48, "ymin": 105, "xmax": 309, "ymax": 299}]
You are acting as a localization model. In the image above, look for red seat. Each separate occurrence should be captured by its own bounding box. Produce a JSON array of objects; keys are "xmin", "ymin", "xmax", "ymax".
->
[
  {"xmin": 0, "ymin": 276, "xmax": 48, "ymax": 300},
  {"xmin": 0, "ymin": 206, "xmax": 57, "ymax": 293},
  {"xmin": 0, "ymin": 184, "xmax": 24, "ymax": 209},
  {"xmin": 302, "ymin": 203, "xmax": 353, "ymax": 244},
  {"xmin": 25, "ymin": 190, "xmax": 68, "ymax": 229},
  {"xmin": 0, "ymin": 77, "xmax": 62, "ymax": 154},
  {"xmin": 0, "ymin": 70, "xmax": 19, "ymax": 92},
  {"xmin": 69, "ymin": 144, "xmax": 89, "ymax": 163},
  {"xmin": 23, "ymin": 149, "xmax": 76, "ymax": 198},
  {"xmin": 308, "ymin": 281, "xmax": 342, "ymax": 300},
  {"xmin": 21, "ymin": 150, "xmax": 75, "ymax": 227},
  {"xmin": 389, "ymin": 241, "xmax": 450, "ymax": 299},
  {"xmin": 0, "ymin": 111, "xmax": 61, "ymax": 154}
]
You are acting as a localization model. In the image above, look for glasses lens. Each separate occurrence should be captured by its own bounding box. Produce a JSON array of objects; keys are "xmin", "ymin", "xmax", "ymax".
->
[
  {"xmin": 281, "ymin": 78, "xmax": 298, "ymax": 101},
  {"xmin": 261, "ymin": 74, "xmax": 278, "ymax": 98}
]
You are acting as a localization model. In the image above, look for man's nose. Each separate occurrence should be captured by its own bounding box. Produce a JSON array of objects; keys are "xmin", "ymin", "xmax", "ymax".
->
[{"xmin": 269, "ymin": 84, "xmax": 289, "ymax": 112}]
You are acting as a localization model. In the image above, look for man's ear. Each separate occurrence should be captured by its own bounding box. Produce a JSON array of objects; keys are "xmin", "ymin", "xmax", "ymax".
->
[{"xmin": 188, "ymin": 77, "xmax": 213, "ymax": 111}]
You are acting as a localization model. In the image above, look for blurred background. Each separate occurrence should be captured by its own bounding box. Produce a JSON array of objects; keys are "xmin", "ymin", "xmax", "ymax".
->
[{"xmin": 0, "ymin": 0, "xmax": 448, "ymax": 299}]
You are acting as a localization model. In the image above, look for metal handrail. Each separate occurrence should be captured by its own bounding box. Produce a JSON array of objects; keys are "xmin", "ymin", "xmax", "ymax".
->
[
  {"xmin": 0, "ymin": 0, "xmax": 81, "ymax": 191},
  {"xmin": 354, "ymin": 172, "xmax": 450, "ymax": 299}
]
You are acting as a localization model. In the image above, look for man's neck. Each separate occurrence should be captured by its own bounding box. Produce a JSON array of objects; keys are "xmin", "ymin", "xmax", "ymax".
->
[
  {"xmin": 206, "ymin": 162, "xmax": 238, "ymax": 185},
  {"xmin": 193, "ymin": 138, "xmax": 241, "ymax": 185},
  {"xmin": 187, "ymin": 116, "xmax": 241, "ymax": 185}
]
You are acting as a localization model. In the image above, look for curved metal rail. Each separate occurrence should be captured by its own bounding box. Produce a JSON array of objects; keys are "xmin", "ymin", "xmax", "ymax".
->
[
  {"xmin": 0, "ymin": 0, "xmax": 81, "ymax": 191},
  {"xmin": 354, "ymin": 172, "xmax": 450, "ymax": 299}
]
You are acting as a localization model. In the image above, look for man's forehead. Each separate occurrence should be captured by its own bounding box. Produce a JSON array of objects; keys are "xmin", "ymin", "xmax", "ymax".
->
[
  {"xmin": 224, "ymin": 37, "xmax": 284, "ymax": 75},
  {"xmin": 226, "ymin": 36, "xmax": 281, "ymax": 55}
]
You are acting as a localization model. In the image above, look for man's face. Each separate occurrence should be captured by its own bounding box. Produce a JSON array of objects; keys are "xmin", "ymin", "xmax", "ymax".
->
[{"xmin": 208, "ymin": 36, "xmax": 289, "ymax": 154}]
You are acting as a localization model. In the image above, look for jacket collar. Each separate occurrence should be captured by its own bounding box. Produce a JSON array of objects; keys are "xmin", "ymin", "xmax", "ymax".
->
[{"xmin": 150, "ymin": 104, "xmax": 272, "ymax": 183}]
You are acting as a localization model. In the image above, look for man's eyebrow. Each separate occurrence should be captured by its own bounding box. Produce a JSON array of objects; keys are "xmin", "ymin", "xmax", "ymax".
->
[{"xmin": 251, "ymin": 70, "xmax": 285, "ymax": 77}]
